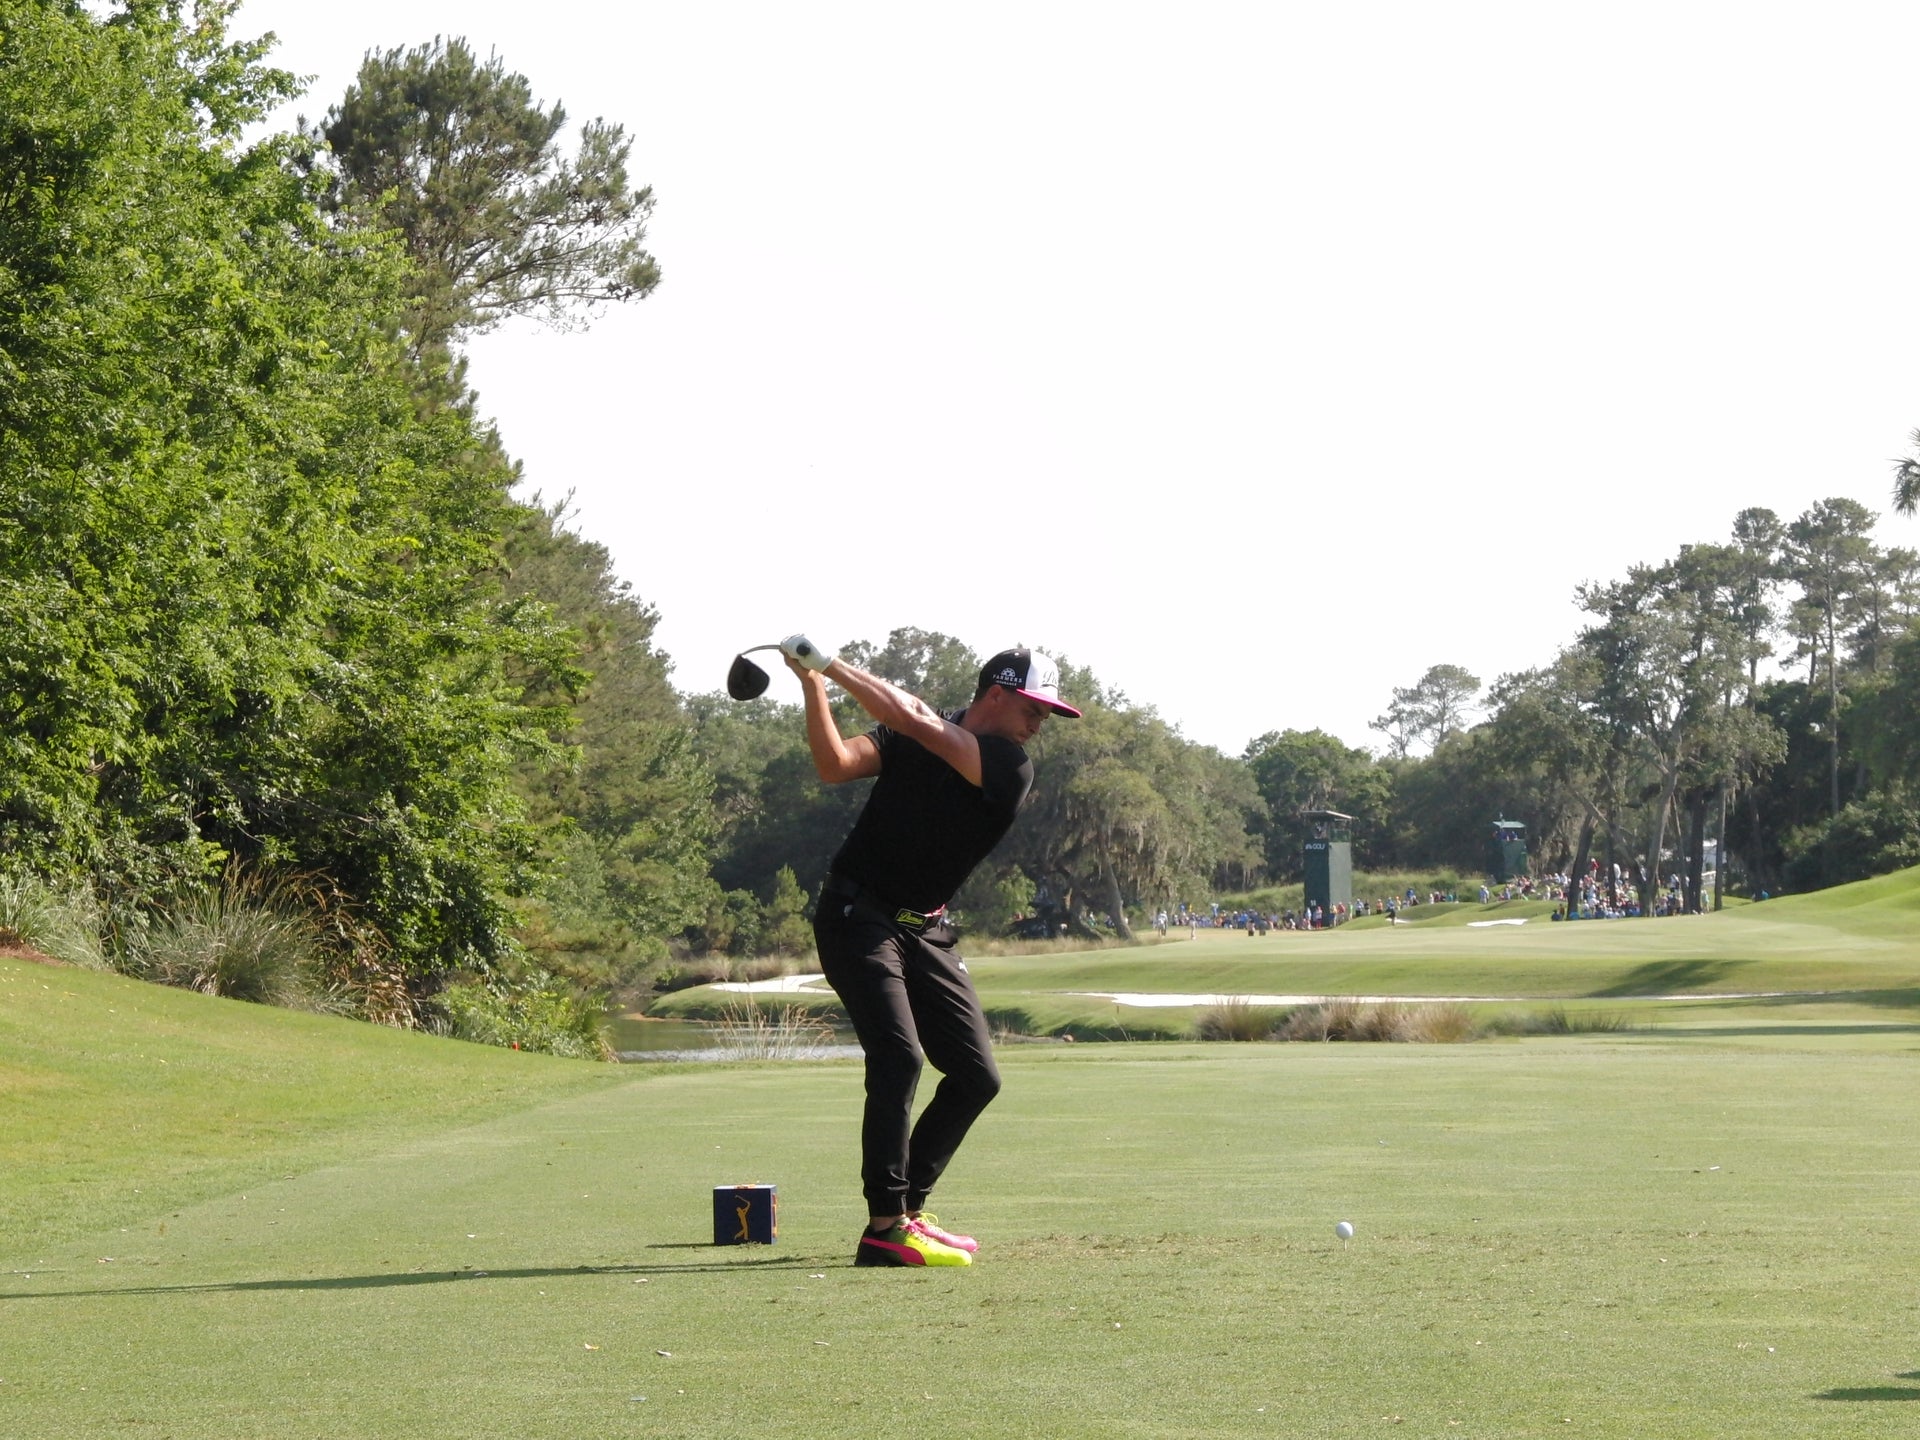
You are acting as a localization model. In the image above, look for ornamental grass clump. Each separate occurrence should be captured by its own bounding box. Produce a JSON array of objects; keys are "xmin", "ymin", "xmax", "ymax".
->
[
  {"xmin": 1268, "ymin": 999, "xmax": 1478, "ymax": 1043},
  {"xmin": 132, "ymin": 872, "xmax": 330, "ymax": 1009},
  {"xmin": 0, "ymin": 872, "xmax": 109, "ymax": 970},
  {"xmin": 1279, "ymin": 998, "xmax": 1363, "ymax": 1041},
  {"xmin": 1194, "ymin": 997, "xmax": 1286, "ymax": 1041},
  {"xmin": 712, "ymin": 1001, "xmax": 837, "ymax": 1060},
  {"xmin": 1483, "ymin": 1005, "xmax": 1636, "ymax": 1036}
]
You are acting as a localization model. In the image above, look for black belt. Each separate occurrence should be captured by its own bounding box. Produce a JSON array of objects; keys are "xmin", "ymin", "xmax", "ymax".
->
[{"xmin": 823, "ymin": 873, "xmax": 946, "ymax": 931}]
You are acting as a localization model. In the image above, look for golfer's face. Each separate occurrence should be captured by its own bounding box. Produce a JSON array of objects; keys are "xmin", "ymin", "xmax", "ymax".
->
[{"xmin": 1003, "ymin": 692, "xmax": 1051, "ymax": 743}]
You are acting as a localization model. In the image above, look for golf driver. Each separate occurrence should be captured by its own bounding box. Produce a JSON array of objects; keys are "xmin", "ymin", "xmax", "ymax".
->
[{"xmin": 726, "ymin": 644, "xmax": 782, "ymax": 701}]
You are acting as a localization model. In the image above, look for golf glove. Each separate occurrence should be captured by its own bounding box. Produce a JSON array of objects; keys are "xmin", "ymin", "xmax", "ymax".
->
[{"xmin": 780, "ymin": 634, "xmax": 836, "ymax": 671}]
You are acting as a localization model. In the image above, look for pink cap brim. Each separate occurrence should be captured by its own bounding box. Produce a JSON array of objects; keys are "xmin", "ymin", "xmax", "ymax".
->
[{"xmin": 1016, "ymin": 687, "xmax": 1082, "ymax": 718}]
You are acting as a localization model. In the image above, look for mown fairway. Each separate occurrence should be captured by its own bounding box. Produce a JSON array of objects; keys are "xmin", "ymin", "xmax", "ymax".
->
[
  {"xmin": 4, "ymin": 872, "xmax": 1919, "ymax": 1439},
  {"xmin": 654, "ymin": 868, "xmax": 1920, "ymax": 1037}
]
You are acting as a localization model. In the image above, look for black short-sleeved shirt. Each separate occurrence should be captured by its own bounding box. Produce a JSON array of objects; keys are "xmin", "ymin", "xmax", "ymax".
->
[{"xmin": 829, "ymin": 710, "xmax": 1034, "ymax": 912}]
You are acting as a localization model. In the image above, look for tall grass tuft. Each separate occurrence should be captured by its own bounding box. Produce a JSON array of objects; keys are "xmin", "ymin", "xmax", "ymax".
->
[
  {"xmin": 1483, "ymin": 1005, "xmax": 1636, "ymax": 1036},
  {"xmin": 132, "ymin": 872, "xmax": 330, "ymax": 1008},
  {"xmin": 712, "ymin": 1001, "xmax": 837, "ymax": 1059},
  {"xmin": 1194, "ymin": 997, "xmax": 1286, "ymax": 1041},
  {"xmin": 1279, "ymin": 998, "xmax": 1362, "ymax": 1041},
  {"xmin": 0, "ymin": 872, "xmax": 109, "ymax": 970},
  {"xmin": 1268, "ymin": 999, "xmax": 1479, "ymax": 1043}
]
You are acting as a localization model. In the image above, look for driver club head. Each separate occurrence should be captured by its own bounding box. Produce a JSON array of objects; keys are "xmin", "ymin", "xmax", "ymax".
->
[
  {"xmin": 727, "ymin": 654, "xmax": 770, "ymax": 700},
  {"xmin": 726, "ymin": 644, "xmax": 781, "ymax": 701}
]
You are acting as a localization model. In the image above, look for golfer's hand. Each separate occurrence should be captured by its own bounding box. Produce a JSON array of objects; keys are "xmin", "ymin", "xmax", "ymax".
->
[{"xmin": 780, "ymin": 634, "xmax": 836, "ymax": 672}]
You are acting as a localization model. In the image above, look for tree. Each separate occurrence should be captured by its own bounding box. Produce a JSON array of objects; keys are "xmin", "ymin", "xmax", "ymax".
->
[
  {"xmin": 0, "ymin": 0, "xmax": 577, "ymax": 983},
  {"xmin": 1369, "ymin": 664, "xmax": 1482, "ymax": 758},
  {"xmin": 504, "ymin": 501, "xmax": 715, "ymax": 972},
  {"xmin": 1242, "ymin": 729, "xmax": 1391, "ymax": 876},
  {"xmin": 839, "ymin": 629, "xmax": 981, "ymax": 714},
  {"xmin": 1575, "ymin": 547, "xmax": 1778, "ymax": 912},
  {"xmin": 1893, "ymin": 430, "xmax": 1920, "ymax": 517},
  {"xmin": 1003, "ymin": 677, "xmax": 1260, "ymax": 935},
  {"xmin": 1785, "ymin": 498, "xmax": 1878, "ymax": 817},
  {"xmin": 311, "ymin": 36, "xmax": 659, "ymax": 355}
]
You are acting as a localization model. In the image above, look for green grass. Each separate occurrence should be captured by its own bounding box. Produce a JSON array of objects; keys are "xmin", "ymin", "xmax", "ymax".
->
[
  {"xmin": 653, "ymin": 867, "xmax": 1920, "ymax": 1038},
  {"xmin": 4, "ymin": 868, "xmax": 1919, "ymax": 1437},
  {"xmin": 5, "ymin": 1035, "xmax": 1920, "ymax": 1437},
  {"xmin": 0, "ymin": 958, "xmax": 625, "ymax": 1254}
]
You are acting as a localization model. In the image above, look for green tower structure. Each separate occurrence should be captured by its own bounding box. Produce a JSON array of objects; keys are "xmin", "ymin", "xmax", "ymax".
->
[
  {"xmin": 1490, "ymin": 819, "xmax": 1527, "ymax": 882},
  {"xmin": 1302, "ymin": 810, "xmax": 1353, "ymax": 923}
]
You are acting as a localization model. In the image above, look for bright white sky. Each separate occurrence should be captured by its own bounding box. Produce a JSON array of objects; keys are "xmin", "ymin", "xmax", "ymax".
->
[{"xmin": 237, "ymin": 0, "xmax": 1920, "ymax": 755}]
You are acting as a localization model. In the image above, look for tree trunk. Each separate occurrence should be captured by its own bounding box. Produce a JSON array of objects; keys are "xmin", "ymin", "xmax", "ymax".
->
[
  {"xmin": 1642, "ymin": 767, "xmax": 1682, "ymax": 915},
  {"xmin": 1827, "ymin": 650, "xmax": 1841, "ymax": 820},
  {"xmin": 1713, "ymin": 783, "xmax": 1727, "ymax": 912},
  {"xmin": 1567, "ymin": 812, "xmax": 1597, "ymax": 907},
  {"xmin": 1101, "ymin": 863, "xmax": 1133, "ymax": 941},
  {"xmin": 1684, "ymin": 791, "xmax": 1707, "ymax": 913}
]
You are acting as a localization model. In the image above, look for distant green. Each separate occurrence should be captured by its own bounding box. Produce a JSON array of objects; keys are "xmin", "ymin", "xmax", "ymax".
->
[{"xmin": 653, "ymin": 867, "xmax": 1920, "ymax": 1037}]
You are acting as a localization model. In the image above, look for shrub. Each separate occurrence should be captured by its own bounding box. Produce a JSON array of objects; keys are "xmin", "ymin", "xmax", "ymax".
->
[
  {"xmin": 435, "ymin": 971, "xmax": 613, "ymax": 1060},
  {"xmin": 1780, "ymin": 796, "xmax": 1920, "ymax": 891}
]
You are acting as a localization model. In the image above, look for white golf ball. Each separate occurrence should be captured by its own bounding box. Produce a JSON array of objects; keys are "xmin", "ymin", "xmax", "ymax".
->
[{"xmin": 1335, "ymin": 1220, "xmax": 1355, "ymax": 1240}]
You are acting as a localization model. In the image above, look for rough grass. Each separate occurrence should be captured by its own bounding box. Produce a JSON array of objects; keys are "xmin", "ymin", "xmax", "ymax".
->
[{"xmin": 0, "ymin": 958, "xmax": 625, "ymax": 1255}]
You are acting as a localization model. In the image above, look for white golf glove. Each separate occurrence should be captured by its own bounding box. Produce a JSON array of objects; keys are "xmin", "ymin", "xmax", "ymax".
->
[{"xmin": 780, "ymin": 634, "xmax": 836, "ymax": 671}]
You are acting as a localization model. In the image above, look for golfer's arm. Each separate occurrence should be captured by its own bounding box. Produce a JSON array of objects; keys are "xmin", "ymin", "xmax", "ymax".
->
[
  {"xmin": 797, "ymin": 670, "xmax": 880, "ymax": 783},
  {"xmin": 824, "ymin": 659, "xmax": 983, "ymax": 787}
]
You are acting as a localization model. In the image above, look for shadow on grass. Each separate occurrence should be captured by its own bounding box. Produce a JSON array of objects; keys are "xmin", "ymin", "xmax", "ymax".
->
[
  {"xmin": 1737, "ymin": 989, "xmax": 1920, "ymax": 1012},
  {"xmin": 0, "ymin": 1252, "xmax": 836, "ymax": 1301},
  {"xmin": 1657, "ymin": 1024, "xmax": 1920, "ymax": 1037},
  {"xmin": 1815, "ymin": 1371, "xmax": 1920, "ymax": 1401},
  {"xmin": 1815, "ymin": 1388, "xmax": 1920, "ymax": 1401},
  {"xmin": 1585, "ymin": 960, "xmax": 1747, "ymax": 997}
]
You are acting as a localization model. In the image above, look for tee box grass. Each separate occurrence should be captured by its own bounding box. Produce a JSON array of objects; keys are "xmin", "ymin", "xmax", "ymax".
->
[{"xmin": 2, "ymin": 1017, "xmax": 1917, "ymax": 1434}]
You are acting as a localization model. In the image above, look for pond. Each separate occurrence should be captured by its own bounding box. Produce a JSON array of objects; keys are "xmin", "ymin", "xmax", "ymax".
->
[{"xmin": 608, "ymin": 1011, "xmax": 861, "ymax": 1063}]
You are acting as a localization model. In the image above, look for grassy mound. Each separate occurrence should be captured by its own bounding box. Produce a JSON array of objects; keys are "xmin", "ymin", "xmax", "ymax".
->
[{"xmin": 0, "ymin": 958, "xmax": 626, "ymax": 1254}]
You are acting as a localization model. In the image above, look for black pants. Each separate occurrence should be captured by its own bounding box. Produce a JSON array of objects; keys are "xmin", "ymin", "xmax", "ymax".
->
[{"xmin": 814, "ymin": 902, "xmax": 1002, "ymax": 1215}]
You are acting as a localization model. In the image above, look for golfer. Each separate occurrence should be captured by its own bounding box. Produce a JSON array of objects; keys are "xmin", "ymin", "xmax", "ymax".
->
[{"xmin": 779, "ymin": 635, "xmax": 1080, "ymax": 1267}]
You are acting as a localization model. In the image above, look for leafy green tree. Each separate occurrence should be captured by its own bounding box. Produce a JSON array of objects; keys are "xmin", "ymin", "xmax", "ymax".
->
[
  {"xmin": 1786, "ymin": 498, "xmax": 1879, "ymax": 817},
  {"xmin": 0, "ymin": 1, "xmax": 578, "ymax": 986},
  {"xmin": 310, "ymin": 35, "xmax": 659, "ymax": 354},
  {"xmin": 1576, "ymin": 547, "xmax": 1780, "ymax": 910},
  {"xmin": 839, "ymin": 628, "xmax": 981, "ymax": 712},
  {"xmin": 1012, "ymin": 695, "xmax": 1261, "ymax": 936},
  {"xmin": 1369, "ymin": 664, "xmax": 1482, "ymax": 759},
  {"xmin": 1242, "ymin": 729, "xmax": 1390, "ymax": 877},
  {"xmin": 503, "ymin": 502, "xmax": 715, "ymax": 974},
  {"xmin": 758, "ymin": 865, "xmax": 813, "ymax": 955},
  {"xmin": 1893, "ymin": 430, "xmax": 1920, "ymax": 517}
]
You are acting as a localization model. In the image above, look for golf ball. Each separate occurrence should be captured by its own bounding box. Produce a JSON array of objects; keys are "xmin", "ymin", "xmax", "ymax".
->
[{"xmin": 1335, "ymin": 1220, "xmax": 1355, "ymax": 1240}]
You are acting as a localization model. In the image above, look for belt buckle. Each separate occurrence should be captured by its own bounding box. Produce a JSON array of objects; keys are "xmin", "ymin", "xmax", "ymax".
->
[{"xmin": 893, "ymin": 908, "xmax": 927, "ymax": 930}]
